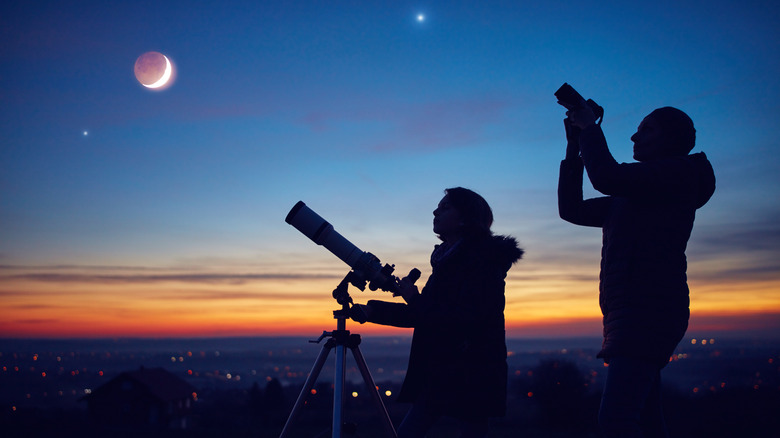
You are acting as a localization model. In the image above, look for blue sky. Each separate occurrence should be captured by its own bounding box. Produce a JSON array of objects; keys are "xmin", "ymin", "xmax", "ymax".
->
[{"xmin": 1, "ymin": 1, "xmax": 779, "ymax": 337}]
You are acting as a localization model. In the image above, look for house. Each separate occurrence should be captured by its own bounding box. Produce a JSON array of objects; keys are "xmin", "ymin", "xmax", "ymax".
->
[{"xmin": 81, "ymin": 366, "xmax": 197, "ymax": 431}]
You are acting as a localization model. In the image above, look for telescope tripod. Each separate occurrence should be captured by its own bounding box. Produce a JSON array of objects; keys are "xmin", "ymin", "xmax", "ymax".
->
[{"xmin": 279, "ymin": 272, "xmax": 397, "ymax": 438}]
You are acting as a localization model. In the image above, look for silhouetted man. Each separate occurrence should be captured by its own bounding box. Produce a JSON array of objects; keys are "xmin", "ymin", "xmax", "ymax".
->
[{"xmin": 558, "ymin": 104, "xmax": 715, "ymax": 437}]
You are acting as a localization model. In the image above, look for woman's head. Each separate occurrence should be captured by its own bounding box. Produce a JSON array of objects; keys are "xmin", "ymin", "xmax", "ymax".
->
[{"xmin": 433, "ymin": 187, "xmax": 493, "ymax": 241}]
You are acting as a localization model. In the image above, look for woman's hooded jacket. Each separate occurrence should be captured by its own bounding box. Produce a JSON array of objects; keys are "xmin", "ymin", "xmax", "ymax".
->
[{"xmin": 366, "ymin": 234, "xmax": 523, "ymax": 418}]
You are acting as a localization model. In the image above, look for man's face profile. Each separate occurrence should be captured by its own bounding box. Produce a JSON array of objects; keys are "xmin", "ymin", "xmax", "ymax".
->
[{"xmin": 631, "ymin": 116, "xmax": 665, "ymax": 161}]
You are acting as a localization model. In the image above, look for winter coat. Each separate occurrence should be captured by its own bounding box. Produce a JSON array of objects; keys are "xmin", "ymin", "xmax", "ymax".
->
[
  {"xmin": 365, "ymin": 235, "xmax": 523, "ymax": 418},
  {"xmin": 558, "ymin": 124, "xmax": 716, "ymax": 368}
]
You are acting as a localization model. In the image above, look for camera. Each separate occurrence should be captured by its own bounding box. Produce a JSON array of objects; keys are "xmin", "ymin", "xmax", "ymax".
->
[
  {"xmin": 555, "ymin": 83, "xmax": 604, "ymax": 124},
  {"xmin": 285, "ymin": 201, "xmax": 419, "ymax": 294}
]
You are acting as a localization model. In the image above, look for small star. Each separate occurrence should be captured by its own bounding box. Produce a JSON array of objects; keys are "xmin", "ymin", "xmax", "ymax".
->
[
  {"xmin": 417, "ymin": 14, "xmax": 425, "ymax": 23},
  {"xmin": 83, "ymin": 131, "xmax": 89, "ymax": 136}
]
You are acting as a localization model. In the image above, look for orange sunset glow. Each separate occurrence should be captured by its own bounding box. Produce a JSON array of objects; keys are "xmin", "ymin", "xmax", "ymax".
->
[{"xmin": 3, "ymin": 255, "xmax": 778, "ymax": 339}]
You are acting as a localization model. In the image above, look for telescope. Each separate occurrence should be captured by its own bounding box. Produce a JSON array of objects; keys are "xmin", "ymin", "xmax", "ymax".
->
[
  {"xmin": 285, "ymin": 201, "xmax": 419, "ymax": 294},
  {"xmin": 283, "ymin": 201, "xmax": 418, "ymax": 438}
]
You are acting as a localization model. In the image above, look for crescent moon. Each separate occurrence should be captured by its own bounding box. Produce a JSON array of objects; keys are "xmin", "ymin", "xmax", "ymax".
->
[{"xmin": 143, "ymin": 55, "xmax": 172, "ymax": 89}]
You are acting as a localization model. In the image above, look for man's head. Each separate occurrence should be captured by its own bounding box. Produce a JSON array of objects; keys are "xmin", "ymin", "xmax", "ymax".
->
[{"xmin": 631, "ymin": 107, "xmax": 696, "ymax": 161}]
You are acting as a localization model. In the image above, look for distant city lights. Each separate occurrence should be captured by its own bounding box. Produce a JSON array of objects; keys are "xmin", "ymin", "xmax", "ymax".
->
[
  {"xmin": 691, "ymin": 338, "xmax": 716, "ymax": 345},
  {"xmin": 2, "ymin": 338, "xmax": 777, "ymax": 425}
]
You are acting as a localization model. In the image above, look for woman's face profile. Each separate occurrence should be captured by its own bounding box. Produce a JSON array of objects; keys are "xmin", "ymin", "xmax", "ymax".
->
[{"xmin": 433, "ymin": 195, "xmax": 462, "ymax": 241}]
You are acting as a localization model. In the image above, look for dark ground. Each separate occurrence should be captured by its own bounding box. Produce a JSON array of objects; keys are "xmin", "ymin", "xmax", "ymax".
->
[{"xmin": 3, "ymin": 363, "xmax": 778, "ymax": 438}]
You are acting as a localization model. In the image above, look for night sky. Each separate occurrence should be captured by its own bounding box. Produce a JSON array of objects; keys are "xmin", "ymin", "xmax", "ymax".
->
[{"xmin": 2, "ymin": 1, "xmax": 779, "ymax": 338}]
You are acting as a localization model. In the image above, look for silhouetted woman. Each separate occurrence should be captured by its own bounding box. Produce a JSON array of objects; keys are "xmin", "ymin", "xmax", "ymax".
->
[{"xmin": 353, "ymin": 187, "xmax": 523, "ymax": 438}]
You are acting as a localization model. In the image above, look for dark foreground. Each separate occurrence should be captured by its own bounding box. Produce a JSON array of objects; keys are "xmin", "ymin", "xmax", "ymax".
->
[{"xmin": 2, "ymin": 337, "xmax": 778, "ymax": 437}]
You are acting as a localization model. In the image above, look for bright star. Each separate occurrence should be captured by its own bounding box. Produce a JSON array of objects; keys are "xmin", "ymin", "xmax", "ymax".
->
[
  {"xmin": 417, "ymin": 14, "xmax": 425, "ymax": 22},
  {"xmin": 83, "ymin": 131, "xmax": 88, "ymax": 136}
]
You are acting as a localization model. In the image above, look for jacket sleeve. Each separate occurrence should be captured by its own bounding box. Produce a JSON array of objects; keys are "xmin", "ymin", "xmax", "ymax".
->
[
  {"xmin": 363, "ymin": 277, "xmax": 478, "ymax": 330},
  {"xmin": 365, "ymin": 300, "xmax": 415, "ymax": 328},
  {"xmin": 578, "ymin": 124, "xmax": 699, "ymax": 199},
  {"xmin": 558, "ymin": 156, "xmax": 610, "ymax": 227}
]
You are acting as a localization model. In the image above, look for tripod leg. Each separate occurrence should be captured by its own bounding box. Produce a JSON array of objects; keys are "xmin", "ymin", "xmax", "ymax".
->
[
  {"xmin": 333, "ymin": 343, "xmax": 347, "ymax": 438},
  {"xmin": 350, "ymin": 344, "xmax": 398, "ymax": 438},
  {"xmin": 279, "ymin": 340, "xmax": 334, "ymax": 438}
]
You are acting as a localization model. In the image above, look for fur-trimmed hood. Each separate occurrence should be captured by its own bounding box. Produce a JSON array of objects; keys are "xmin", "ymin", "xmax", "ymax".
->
[
  {"xmin": 434, "ymin": 234, "xmax": 523, "ymax": 273},
  {"xmin": 490, "ymin": 234, "xmax": 524, "ymax": 265}
]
